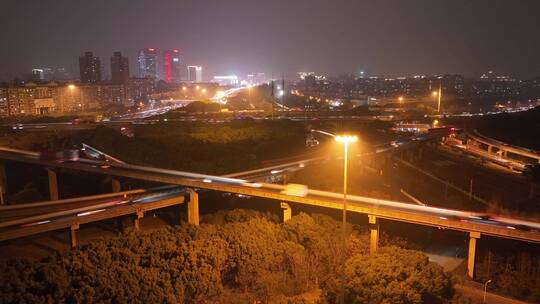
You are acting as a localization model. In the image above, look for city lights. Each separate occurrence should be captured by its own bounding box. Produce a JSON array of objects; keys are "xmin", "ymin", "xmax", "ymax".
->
[
  {"xmin": 335, "ymin": 135, "xmax": 358, "ymax": 144},
  {"xmin": 1, "ymin": 2, "xmax": 539, "ymax": 304}
]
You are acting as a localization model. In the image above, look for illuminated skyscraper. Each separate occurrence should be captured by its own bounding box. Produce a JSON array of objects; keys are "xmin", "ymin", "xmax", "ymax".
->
[
  {"xmin": 187, "ymin": 66, "xmax": 202, "ymax": 83},
  {"xmin": 110, "ymin": 51, "xmax": 129, "ymax": 84},
  {"xmin": 79, "ymin": 51, "xmax": 101, "ymax": 83},
  {"xmin": 162, "ymin": 49, "xmax": 181, "ymax": 83},
  {"xmin": 138, "ymin": 48, "xmax": 158, "ymax": 79}
]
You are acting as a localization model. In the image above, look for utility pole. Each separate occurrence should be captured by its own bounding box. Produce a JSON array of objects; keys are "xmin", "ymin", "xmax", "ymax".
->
[
  {"xmin": 437, "ymin": 82, "xmax": 442, "ymax": 113},
  {"xmin": 271, "ymin": 73, "xmax": 275, "ymax": 120}
]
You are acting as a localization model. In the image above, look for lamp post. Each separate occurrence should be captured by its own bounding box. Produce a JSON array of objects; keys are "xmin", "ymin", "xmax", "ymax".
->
[
  {"xmin": 432, "ymin": 84, "xmax": 442, "ymax": 113},
  {"xmin": 335, "ymin": 134, "xmax": 357, "ymax": 304},
  {"xmin": 335, "ymin": 135, "xmax": 358, "ymax": 233},
  {"xmin": 68, "ymin": 84, "xmax": 76, "ymax": 112},
  {"xmin": 483, "ymin": 279, "xmax": 492, "ymax": 303},
  {"xmin": 247, "ymin": 84, "xmax": 252, "ymax": 101}
]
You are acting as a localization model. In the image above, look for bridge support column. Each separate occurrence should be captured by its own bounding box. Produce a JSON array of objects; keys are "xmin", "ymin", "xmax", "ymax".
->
[
  {"xmin": 280, "ymin": 202, "xmax": 291, "ymax": 222},
  {"xmin": 70, "ymin": 224, "xmax": 79, "ymax": 248},
  {"xmin": 368, "ymin": 215, "xmax": 379, "ymax": 255},
  {"xmin": 0, "ymin": 161, "xmax": 6, "ymax": 205},
  {"xmin": 111, "ymin": 178, "xmax": 121, "ymax": 193},
  {"xmin": 188, "ymin": 190, "xmax": 199, "ymax": 226},
  {"xmin": 134, "ymin": 210, "xmax": 144, "ymax": 230},
  {"xmin": 467, "ymin": 231, "xmax": 481, "ymax": 279},
  {"xmin": 47, "ymin": 169, "xmax": 59, "ymax": 201}
]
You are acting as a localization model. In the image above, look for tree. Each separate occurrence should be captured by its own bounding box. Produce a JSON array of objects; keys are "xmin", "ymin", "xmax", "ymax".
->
[{"xmin": 321, "ymin": 246, "xmax": 453, "ymax": 304}]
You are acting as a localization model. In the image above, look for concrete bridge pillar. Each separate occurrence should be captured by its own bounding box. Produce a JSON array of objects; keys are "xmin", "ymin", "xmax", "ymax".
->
[
  {"xmin": 188, "ymin": 190, "xmax": 199, "ymax": 226},
  {"xmin": 70, "ymin": 224, "xmax": 79, "ymax": 248},
  {"xmin": 280, "ymin": 202, "xmax": 291, "ymax": 222},
  {"xmin": 467, "ymin": 231, "xmax": 481, "ymax": 279},
  {"xmin": 111, "ymin": 178, "xmax": 121, "ymax": 193},
  {"xmin": 368, "ymin": 215, "xmax": 379, "ymax": 255},
  {"xmin": 134, "ymin": 210, "xmax": 144, "ymax": 230},
  {"xmin": 47, "ymin": 168, "xmax": 59, "ymax": 201}
]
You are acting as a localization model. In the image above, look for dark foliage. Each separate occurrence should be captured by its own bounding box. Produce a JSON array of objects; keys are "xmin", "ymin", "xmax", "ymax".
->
[{"xmin": 0, "ymin": 210, "xmax": 457, "ymax": 303}]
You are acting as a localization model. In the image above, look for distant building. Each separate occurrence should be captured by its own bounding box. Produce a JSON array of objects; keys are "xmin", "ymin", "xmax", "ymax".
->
[
  {"xmin": 31, "ymin": 69, "xmax": 44, "ymax": 81},
  {"xmin": 0, "ymin": 87, "xmax": 8, "ymax": 117},
  {"xmin": 213, "ymin": 75, "xmax": 239, "ymax": 86},
  {"xmin": 79, "ymin": 52, "xmax": 101, "ymax": 83},
  {"xmin": 138, "ymin": 48, "xmax": 158, "ymax": 79},
  {"xmin": 187, "ymin": 66, "xmax": 202, "ymax": 83},
  {"xmin": 162, "ymin": 49, "xmax": 181, "ymax": 83},
  {"xmin": 128, "ymin": 77, "xmax": 155, "ymax": 104},
  {"xmin": 53, "ymin": 68, "xmax": 71, "ymax": 81},
  {"xmin": 110, "ymin": 51, "xmax": 130, "ymax": 84},
  {"xmin": 246, "ymin": 73, "xmax": 267, "ymax": 85}
]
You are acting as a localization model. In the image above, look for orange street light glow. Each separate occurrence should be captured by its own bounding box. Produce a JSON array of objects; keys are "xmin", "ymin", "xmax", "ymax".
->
[
  {"xmin": 432, "ymin": 91, "xmax": 438, "ymax": 96},
  {"xmin": 335, "ymin": 135, "xmax": 358, "ymax": 143},
  {"xmin": 68, "ymin": 84, "xmax": 76, "ymax": 90}
]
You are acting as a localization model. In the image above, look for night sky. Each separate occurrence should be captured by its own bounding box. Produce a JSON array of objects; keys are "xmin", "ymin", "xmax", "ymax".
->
[{"xmin": 1, "ymin": 0, "xmax": 539, "ymax": 80}]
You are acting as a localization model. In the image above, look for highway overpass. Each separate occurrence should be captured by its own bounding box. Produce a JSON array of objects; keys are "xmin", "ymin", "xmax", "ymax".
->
[
  {"xmin": 0, "ymin": 146, "xmax": 539, "ymax": 279},
  {"xmin": 448, "ymin": 130, "xmax": 540, "ymax": 171}
]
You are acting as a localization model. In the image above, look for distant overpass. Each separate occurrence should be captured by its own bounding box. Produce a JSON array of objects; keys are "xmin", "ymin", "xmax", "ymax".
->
[
  {"xmin": 448, "ymin": 130, "xmax": 540, "ymax": 171},
  {"xmin": 0, "ymin": 146, "xmax": 539, "ymax": 280}
]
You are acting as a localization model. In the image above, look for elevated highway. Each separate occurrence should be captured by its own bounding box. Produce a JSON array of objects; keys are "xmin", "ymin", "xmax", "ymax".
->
[
  {"xmin": 449, "ymin": 130, "xmax": 540, "ymax": 171},
  {"xmin": 0, "ymin": 146, "xmax": 539, "ymax": 279}
]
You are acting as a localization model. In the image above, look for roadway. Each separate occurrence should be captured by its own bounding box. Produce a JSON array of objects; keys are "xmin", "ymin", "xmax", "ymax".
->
[
  {"xmin": 0, "ymin": 186, "xmax": 185, "ymax": 241},
  {"xmin": 0, "ymin": 147, "xmax": 540, "ymax": 244},
  {"xmin": 0, "ymin": 186, "xmax": 178, "ymax": 222}
]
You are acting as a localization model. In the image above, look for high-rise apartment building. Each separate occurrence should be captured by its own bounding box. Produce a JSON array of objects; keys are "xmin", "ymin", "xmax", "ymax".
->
[
  {"xmin": 187, "ymin": 66, "xmax": 202, "ymax": 83},
  {"xmin": 162, "ymin": 49, "xmax": 181, "ymax": 83},
  {"xmin": 110, "ymin": 51, "xmax": 130, "ymax": 84},
  {"xmin": 79, "ymin": 52, "xmax": 101, "ymax": 83},
  {"xmin": 138, "ymin": 48, "xmax": 158, "ymax": 79}
]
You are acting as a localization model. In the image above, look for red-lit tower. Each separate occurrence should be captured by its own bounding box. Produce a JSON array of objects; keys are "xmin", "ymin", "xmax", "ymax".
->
[{"xmin": 162, "ymin": 49, "xmax": 181, "ymax": 83}]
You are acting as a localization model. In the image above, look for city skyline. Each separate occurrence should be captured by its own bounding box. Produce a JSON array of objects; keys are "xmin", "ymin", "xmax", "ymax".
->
[{"xmin": 1, "ymin": 0, "xmax": 539, "ymax": 81}]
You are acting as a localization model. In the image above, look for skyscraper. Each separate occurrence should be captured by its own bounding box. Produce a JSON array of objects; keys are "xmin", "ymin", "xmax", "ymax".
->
[
  {"xmin": 162, "ymin": 49, "xmax": 181, "ymax": 83},
  {"xmin": 110, "ymin": 51, "xmax": 129, "ymax": 84},
  {"xmin": 187, "ymin": 66, "xmax": 202, "ymax": 83},
  {"xmin": 79, "ymin": 52, "xmax": 101, "ymax": 83},
  {"xmin": 137, "ymin": 48, "xmax": 158, "ymax": 79},
  {"xmin": 31, "ymin": 69, "xmax": 44, "ymax": 81}
]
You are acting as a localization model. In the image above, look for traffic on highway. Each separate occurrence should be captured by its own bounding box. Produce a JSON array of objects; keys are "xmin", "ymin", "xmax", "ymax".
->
[{"xmin": 0, "ymin": 144, "xmax": 539, "ymax": 242}]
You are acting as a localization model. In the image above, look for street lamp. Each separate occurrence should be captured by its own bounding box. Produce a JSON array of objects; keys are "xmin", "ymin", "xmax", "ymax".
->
[
  {"xmin": 432, "ymin": 84, "xmax": 442, "ymax": 113},
  {"xmin": 68, "ymin": 84, "xmax": 77, "ymax": 111},
  {"xmin": 335, "ymin": 135, "xmax": 358, "ymax": 233},
  {"xmin": 483, "ymin": 279, "xmax": 492, "ymax": 303},
  {"xmin": 335, "ymin": 134, "xmax": 357, "ymax": 304}
]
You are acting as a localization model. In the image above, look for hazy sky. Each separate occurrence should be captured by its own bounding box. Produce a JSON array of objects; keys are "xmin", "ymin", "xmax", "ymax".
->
[{"xmin": 1, "ymin": 0, "xmax": 539, "ymax": 80}]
